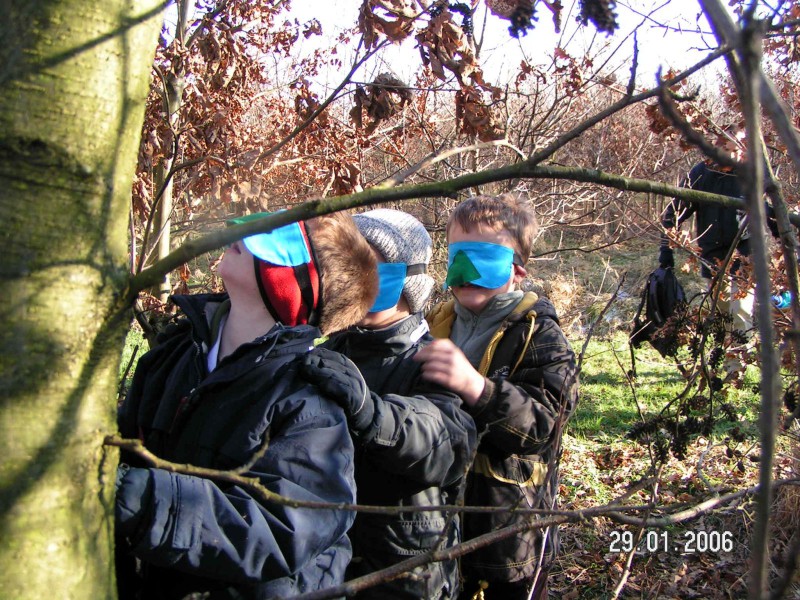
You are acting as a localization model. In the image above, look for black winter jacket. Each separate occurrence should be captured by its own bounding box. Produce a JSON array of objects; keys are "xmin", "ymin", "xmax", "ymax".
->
[
  {"xmin": 325, "ymin": 313, "xmax": 477, "ymax": 599},
  {"xmin": 117, "ymin": 293, "xmax": 356, "ymax": 600},
  {"xmin": 427, "ymin": 294, "xmax": 579, "ymax": 583},
  {"xmin": 663, "ymin": 161, "xmax": 746, "ymax": 277}
]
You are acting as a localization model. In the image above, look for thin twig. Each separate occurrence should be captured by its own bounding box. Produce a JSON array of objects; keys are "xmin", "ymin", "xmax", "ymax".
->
[
  {"xmin": 105, "ymin": 434, "xmax": 651, "ymax": 516},
  {"xmin": 254, "ymin": 38, "xmax": 388, "ymax": 167}
]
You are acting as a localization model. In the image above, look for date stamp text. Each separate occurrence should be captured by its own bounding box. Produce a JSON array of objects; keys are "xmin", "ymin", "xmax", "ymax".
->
[{"xmin": 608, "ymin": 529, "xmax": 734, "ymax": 554}]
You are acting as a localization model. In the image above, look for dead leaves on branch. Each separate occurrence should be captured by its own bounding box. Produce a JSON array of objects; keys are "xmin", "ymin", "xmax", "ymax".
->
[
  {"xmin": 350, "ymin": 73, "xmax": 413, "ymax": 133},
  {"xmin": 417, "ymin": 5, "xmax": 506, "ymax": 139},
  {"xmin": 553, "ymin": 46, "xmax": 591, "ymax": 93},
  {"xmin": 351, "ymin": 4, "xmax": 507, "ymax": 141},
  {"xmin": 332, "ymin": 161, "xmax": 364, "ymax": 196},
  {"xmin": 416, "ymin": 4, "xmax": 483, "ymax": 87},
  {"xmin": 456, "ymin": 86, "xmax": 505, "ymax": 141},
  {"xmin": 352, "ymin": 0, "xmax": 625, "ymax": 142},
  {"xmin": 359, "ymin": 0, "xmax": 420, "ymax": 48}
]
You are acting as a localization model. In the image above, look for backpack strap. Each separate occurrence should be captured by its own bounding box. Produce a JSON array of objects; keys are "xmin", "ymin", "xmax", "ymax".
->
[
  {"xmin": 649, "ymin": 269, "xmax": 665, "ymax": 325},
  {"xmin": 478, "ymin": 291, "xmax": 540, "ymax": 377},
  {"xmin": 509, "ymin": 310, "xmax": 537, "ymax": 377},
  {"xmin": 511, "ymin": 291, "xmax": 540, "ymax": 316}
]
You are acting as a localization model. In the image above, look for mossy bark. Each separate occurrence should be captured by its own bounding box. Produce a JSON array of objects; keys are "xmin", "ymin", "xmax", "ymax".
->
[{"xmin": 0, "ymin": 1, "xmax": 163, "ymax": 598}]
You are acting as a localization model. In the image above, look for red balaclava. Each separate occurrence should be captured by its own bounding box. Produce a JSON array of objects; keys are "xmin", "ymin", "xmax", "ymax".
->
[{"xmin": 251, "ymin": 220, "xmax": 322, "ymax": 327}]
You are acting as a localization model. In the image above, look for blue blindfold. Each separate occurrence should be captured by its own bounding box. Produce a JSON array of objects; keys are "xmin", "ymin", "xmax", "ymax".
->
[
  {"xmin": 227, "ymin": 212, "xmax": 311, "ymax": 267},
  {"xmin": 244, "ymin": 222, "xmax": 310, "ymax": 266},
  {"xmin": 445, "ymin": 241, "xmax": 523, "ymax": 289},
  {"xmin": 369, "ymin": 262, "xmax": 427, "ymax": 313}
]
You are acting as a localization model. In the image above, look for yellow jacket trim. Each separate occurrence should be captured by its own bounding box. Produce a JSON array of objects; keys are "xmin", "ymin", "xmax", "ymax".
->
[
  {"xmin": 472, "ymin": 453, "xmax": 548, "ymax": 487},
  {"xmin": 426, "ymin": 292, "xmax": 539, "ymax": 377}
]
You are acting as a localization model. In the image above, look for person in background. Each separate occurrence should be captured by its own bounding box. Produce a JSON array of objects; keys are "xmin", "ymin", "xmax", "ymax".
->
[
  {"xmin": 115, "ymin": 211, "xmax": 378, "ymax": 599},
  {"xmin": 416, "ymin": 194, "xmax": 579, "ymax": 600},
  {"xmin": 660, "ymin": 129, "xmax": 755, "ymax": 333},
  {"xmin": 660, "ymin": 128, "xmax": 781, "ymax": 381},
  {"xmin": 301, "ymin": 208, "xmax": 477, "ymax": 599}
]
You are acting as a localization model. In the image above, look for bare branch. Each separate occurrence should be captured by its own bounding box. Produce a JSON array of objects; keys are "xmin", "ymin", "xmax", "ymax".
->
[
  {"xmin": 253, "ymin": 38, "xmax": 389, "ymax": 167},
  {"xmin": 124, "ymin": 161, "xmax": 800, "ymax": 306},
  {"xmin": 106, "ymin": 434, "xmax": 647, "ymax": 517},
  {"xmin": 378, "ymin": 140, "xmax": 525, "ymax": 188}
]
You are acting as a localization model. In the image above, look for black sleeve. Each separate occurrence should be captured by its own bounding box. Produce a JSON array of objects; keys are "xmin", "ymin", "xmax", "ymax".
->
[
  {"xmin": 466, "ymin": 317, "xmax": 579, "ymax": 456},
  {"xmin": 360, "ymin": 386, "xmax": 477, "ymax": 488}
]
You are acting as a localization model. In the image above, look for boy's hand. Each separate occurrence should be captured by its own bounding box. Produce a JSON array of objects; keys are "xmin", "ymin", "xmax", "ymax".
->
[
  {"xmin": 300, "ymin": 348, "xmax": 376, "ymax": 433},
  {"xmin": 415, "ymin": 339, "xmax": 485, "ymax": 406}
]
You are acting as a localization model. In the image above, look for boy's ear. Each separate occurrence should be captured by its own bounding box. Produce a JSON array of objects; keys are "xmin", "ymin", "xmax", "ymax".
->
[{"xmin": 512, "ymin": 264, "xmax": 527, "ymax": 284}]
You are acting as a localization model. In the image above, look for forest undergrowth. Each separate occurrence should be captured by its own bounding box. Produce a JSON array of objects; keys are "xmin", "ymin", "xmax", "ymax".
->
[
  {"xmin": 536, "ymin": 230, "xmax": 800, "ymax": 599},
  {"xmin": 551, "ymin": 333, "xmax": 798, "ymax": 599}
]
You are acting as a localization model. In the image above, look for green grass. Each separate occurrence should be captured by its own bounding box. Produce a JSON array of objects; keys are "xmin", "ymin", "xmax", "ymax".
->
[
  {"xmin": 571, "ymin": 334, "xmax": 684, "ymax": 439},
  {"xmin": 119, "ymin": 325, "xmax": 145, "ymax": 388},
  {"xmin": 569, "ymin": 331, "xmax": 764, "ymax": 443}
]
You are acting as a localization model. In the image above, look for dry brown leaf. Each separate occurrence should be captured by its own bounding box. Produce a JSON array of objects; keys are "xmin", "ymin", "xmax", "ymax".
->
[{"xmin": 358, "ymin": 0, "xmax": 419, "ymax": 48}]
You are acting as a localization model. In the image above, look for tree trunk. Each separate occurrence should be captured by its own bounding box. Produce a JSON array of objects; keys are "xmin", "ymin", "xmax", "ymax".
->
[
  {"xmin": 154, "ymin": 159, "xmax": 174, "ymax": 304},
  {"xmin": 0, "ymin": 2, "xmax": 163, "ymax": 598}
]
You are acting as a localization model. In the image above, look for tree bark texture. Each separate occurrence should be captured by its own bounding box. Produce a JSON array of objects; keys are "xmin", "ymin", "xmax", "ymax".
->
[{"xmin": 0, "ymin": 1, "xmax": 163, "ymax": 598}]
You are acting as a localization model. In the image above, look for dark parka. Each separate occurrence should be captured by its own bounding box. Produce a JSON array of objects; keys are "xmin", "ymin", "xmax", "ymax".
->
[
  {"xmin": 427, "ymin": 293, "xmax": 579, "ymax": 583},
  {"xmin": 662, "ymin": 161, "xmax": 747, "ymax": 278},
  {"xmin": 324, "ymin": 312, "xmax": 477, "ymax": 599},
  {"xmin": 117, "ymin": 293, "xmax": 356, "ymax": 600}
]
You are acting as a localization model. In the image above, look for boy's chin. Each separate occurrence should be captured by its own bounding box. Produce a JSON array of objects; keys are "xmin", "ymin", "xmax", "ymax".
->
[{"xmin": 452, "ymin": 286, "xmax": 493, "ymax": 312}]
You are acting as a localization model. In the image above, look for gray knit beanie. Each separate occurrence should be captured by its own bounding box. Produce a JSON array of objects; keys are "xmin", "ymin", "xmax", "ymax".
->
[{"xmin": 353, "ymin": 209, "xmax": 435, "ymax": 313}]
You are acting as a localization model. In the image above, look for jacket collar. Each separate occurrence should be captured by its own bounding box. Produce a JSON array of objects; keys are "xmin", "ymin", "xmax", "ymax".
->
[
  {"xmin": 338, "ymin": 312, "xmax": 428, "ymax": 356},
  {"xmin": 453, "ymin": 290, "xmax": 523, "ymax": 327},
  {"xmin": 171, "ymin": 293, "xmax": 229, "ymax": 346}
]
